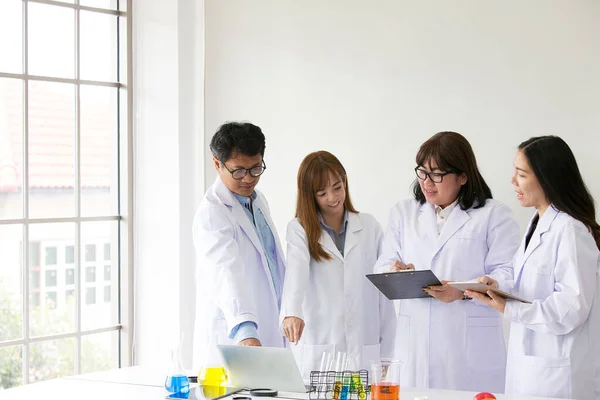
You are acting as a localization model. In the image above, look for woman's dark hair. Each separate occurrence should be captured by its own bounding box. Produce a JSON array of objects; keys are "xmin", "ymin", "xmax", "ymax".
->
[
  {"xmin": 209, "ymin": 122, "xmax": 266, "ymax": 162},
  {"xmin": 519, "ymin": 136, "xmax": 600, "ymax": 249},
  {"xmin": 412, "ymin": 131, "xmax": 492, "ymax": 209}
]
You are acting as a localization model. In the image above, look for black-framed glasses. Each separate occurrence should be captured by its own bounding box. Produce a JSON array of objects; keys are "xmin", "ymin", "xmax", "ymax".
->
[
  {"xmin": 221, "ymin": 160, "xmax": 267, "ymax": 180},
  {"xmin": 414, "ymin": 167, "xmax": 457, "ymax": 183}
]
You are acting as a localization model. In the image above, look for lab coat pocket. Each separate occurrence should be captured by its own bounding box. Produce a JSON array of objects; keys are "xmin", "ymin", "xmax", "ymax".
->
[
  {"xmin": 466, "ymin": 317, "xmax": 505, "ymax": 372},
  {"xmin": 360, "ymin": 344, "xmax": 381, "ymax": 371},
  {"xmin": 511, "ymin": 355, "xmax": 571, "ymax": 398},
  {"xmin": 394, "ymin": 315, "xmax": 410, "ymax": 364},
  {"xmin": 302, "ymin": 344, "xmax": 335, "ymax": 379}
]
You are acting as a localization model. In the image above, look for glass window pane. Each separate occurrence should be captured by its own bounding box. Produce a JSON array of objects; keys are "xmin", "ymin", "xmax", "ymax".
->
[
  {"xmin": 0, "ymin": 224, "xmax": 23, "ymax": 342},
  {"xmin": 65, "ymin": 268, "xmax": 75, "ymax": 285},
  {"xmin": 28, "ymin": 81, "xmax": 75, "ymax": 218},
  {"xmin": 85, "ymin": 244, "xmax": 96, "ymax": 262},
  {"xmin": 0, "ymin": 1, "xmax": 22, "ymax": 74},
  {"xmin": 104, "ymin": 243, "xmax": 110, "ymax": 261},
  {"xmin": 118, "ymin": 16, "xmax": 128, "ymax": 84},
  {"xmin": 80, "ymin": 11, "xmax": 118, "ymax": 82},
  {"xmin": 80, "ymin": 85, "xmax": 118, "ymax": 217},
  {"xmin": 65, "ymin": 245, "xmax": 75, "ymax": 264},
  {"xmin": 30, "ymin": 269, "xmax": 40, "ymax": 290},
  {"xmin": 44, "ymin": 247, "xmax": 57, "ymax": 266},
  {"xmin": 81, "ymin": 331, "xmax": 119, "ymax": 374},
  {"xmin": 80, "ymin": 0, "xmax": 119, "ymax": 10},
  {"xmin": 29, "ymin": 223, "xmax": 75, "ymax": 337},
  {"xmin": 81, "ymin": 221, "xmax": 118, "ymax": 330},
  {"xmin": 85, "ymin": 287, "xmax": 96, "ymax": 305},
  {"xmin": 29, "ymin": 338, "xmax": 75, "ymax": 383},
  {"xmin": 30, "ymin": 242, "xmax": 40, "ymax": 267},
  {"xmin": 0, "ymin": 345, "xmax": 23, "ymax": 389},
  {"xmin": 45, "ymin": 270, "xmax": 57, "ymax": 287},
  {"xmin": 85, "ymin": 266, "xmax": 96, "ymax": 283},
  {"xmin": 28, "ymin": 3, "xmax": 75, "ymax": 79},
  {"xmin": 45, "ymin": 291, "xmax": 57, "ymax": 309},
  {"xmin": 103, "ymin": 285, "xmax": 111, "ymax": 303},
  {"xmin": 0, "ymin": 78, "xmax": 23, "ymax": 219}
]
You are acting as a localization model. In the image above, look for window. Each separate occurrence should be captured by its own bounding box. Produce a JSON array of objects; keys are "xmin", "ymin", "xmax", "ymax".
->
[
  {"xmin": 45, "ymin": 247, "xmax": 57, "ymax": 266},
  {"xmin": 104, "ymin": 286, "xmax": 111, "ymax": 303},
  {"xmin": 0, "ymin": 0, "xmax": 129, "ymax": 388},
  {"xmin": 65, "ymin": 246, "xmax": 75, "ymax": 264},
  {"xmin": 85, "ymin": 244, "xmax": 96, "ymax": 262},
  {"xmin": 104, "ymin": 265, "xmax": 111, "ymax": 281},
  {"xmin": 65, "ymin": 268, "xmax": 75, "ymax": 285},
  {"xmin": 30, "ymin": 270, "xmax": 41, "ymax": 290},
  {"xmin": 45, "ymin": 270, "xmax": 57, "ymax": 287},
  {"xmin": 85, "ymin": 287, "xmax": 96, "ymax": 305},
  {"xmin": 85, "ymin": 266, "xmax": 96, "ymax": 283},
  {"xmin": 104, "ymin": 243, "xmax": 110, "ymax": 261},
  {"xmin": 30, "ymin": 242, "xmax": 41, "ymax": 267},
  {"xmin": 45, "ymin": 292, "xmax": 57, "ymax": 309}
]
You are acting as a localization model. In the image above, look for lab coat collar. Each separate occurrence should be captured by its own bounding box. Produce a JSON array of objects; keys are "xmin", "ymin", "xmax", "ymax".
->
[
  {"xmin": 344, "ymin": 212, "xmax": 363, "ymax": 258},
  {"xmin": 418, "ymin": 202, "xmax": 438, "ymax": 244},
  {"xmin": 434, "ymin": 203, "xmax": 470, "ymax": 256},
  {"xmin": 319, "ymin": 211, "xmax": 363, "ymax": 261},
  {"xmin": 212, "ymin": 175, "xmax": 264, "ymax": 256},
  {"xmin": 514, "ymin": 205, "xmax": 559, "ymax": 282}
]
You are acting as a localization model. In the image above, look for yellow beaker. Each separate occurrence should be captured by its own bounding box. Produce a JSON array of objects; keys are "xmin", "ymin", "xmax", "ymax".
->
[{"xmin": 198, "ymin": 366, "xmax": 228, "ymax": 387}]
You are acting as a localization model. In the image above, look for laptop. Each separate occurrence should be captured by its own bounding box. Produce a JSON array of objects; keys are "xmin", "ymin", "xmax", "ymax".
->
[{"xmin": 217, "ymin": 345, "xmax": 309, "ymax": 393}]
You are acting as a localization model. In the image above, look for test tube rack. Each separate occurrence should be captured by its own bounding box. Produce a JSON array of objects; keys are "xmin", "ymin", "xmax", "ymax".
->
[{"xmin": 309, "ymin": 370, "xmax": 369, "ymax": 400}]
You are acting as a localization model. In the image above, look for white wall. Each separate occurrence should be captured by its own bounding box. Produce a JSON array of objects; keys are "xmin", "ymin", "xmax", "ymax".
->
[
  {"xmin": 203, "ymin": 0, "xmax": 600, "ymax": 239},
  {"xmin": 133, "ymin": 0, "xmax": 204, "ymax": 369}
]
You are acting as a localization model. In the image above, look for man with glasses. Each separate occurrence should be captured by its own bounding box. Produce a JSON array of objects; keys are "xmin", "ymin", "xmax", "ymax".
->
[{"xmin": 192, "ymin": 122, "xmax": 286, "ymax": 369}]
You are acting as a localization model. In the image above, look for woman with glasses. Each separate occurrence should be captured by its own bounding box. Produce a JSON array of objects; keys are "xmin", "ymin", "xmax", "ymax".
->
[
  {"xmin": 279, "ymin": 151, "xmax": 396, "ymax": 378},
  {"xmin": 465, "ymin": 136, "xmax": 600, "ymax": 399},
  {"xmin": 374, "ymin": 131, "xmax": 520, "ymax": 393}
]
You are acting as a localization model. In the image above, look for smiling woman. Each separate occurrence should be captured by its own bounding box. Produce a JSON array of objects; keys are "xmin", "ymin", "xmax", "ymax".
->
[
  {"xmin": 374, "ymin": 131, "xmax": 521, "ymax": 393},
  {"xmin": 279, "ymin": 150, "xmax": 396, "ymax": 379}
]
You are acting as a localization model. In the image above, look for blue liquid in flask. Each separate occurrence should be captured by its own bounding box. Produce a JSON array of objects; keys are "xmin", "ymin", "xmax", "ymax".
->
[{"xmin": 165, "ymin": 374, "xmax": 190, "ymax": 398}]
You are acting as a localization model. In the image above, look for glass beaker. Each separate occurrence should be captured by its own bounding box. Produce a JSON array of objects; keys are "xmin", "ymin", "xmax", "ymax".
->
[
  {"xmin": 370, "ymin": 360, "xmax": 401, "ymax": 400},
  {"xmin": 198, "ymin": 366, "xmax": 228, "ymax": 387}
]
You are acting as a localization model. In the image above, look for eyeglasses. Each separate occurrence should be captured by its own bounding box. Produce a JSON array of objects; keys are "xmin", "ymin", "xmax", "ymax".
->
[
  {"xmin": 414, "ymin": 167, "xmax": 457, "ymax": 183},
  {"xmin": 221, "ymin": 160, "xmax": 267, "ymax": 180}
]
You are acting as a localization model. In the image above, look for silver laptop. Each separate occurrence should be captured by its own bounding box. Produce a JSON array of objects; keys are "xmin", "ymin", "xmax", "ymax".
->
[{"xmin": 217, "ymin": 345, "xmax": 309, "ymax": 393}]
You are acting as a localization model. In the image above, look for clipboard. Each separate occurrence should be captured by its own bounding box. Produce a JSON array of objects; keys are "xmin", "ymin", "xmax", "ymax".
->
[
  {"xmin": 447, "ymin": 282, "xmax": 532, "ymax": 303},
  {"xmin": 366, "ymin": 270, "xmax": 442, "ymax": 300}
]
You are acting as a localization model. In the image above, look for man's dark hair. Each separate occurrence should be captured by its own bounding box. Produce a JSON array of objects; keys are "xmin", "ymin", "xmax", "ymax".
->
[{"xmin": 209, "ymin": 122, "xmax": 266, "ymax": 162}]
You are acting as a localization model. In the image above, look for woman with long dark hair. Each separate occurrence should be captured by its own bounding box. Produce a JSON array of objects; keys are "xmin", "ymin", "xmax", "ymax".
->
[
  {"xmin": 279, "ymin": 151, "xmax": 396, "ymax": 378},
  {"xmin": 467, "ymin": 136, "xmax": 600, "ymax": 399},
  {"xmin": 374, "ymin": 131, "xmax": 521, "ymax": 393}
]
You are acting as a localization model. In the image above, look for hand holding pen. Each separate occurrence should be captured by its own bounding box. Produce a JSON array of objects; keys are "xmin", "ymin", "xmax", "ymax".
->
[
  {"xmin": 282, "ymin": 316, "xmax": 305, "ymax": 344},
  {"xmin": 390, "ymin": 260, "xmax": 415, "ymax": 271}
]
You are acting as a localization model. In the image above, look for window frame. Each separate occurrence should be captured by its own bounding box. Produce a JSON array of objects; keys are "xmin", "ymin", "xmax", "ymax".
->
[{"xmin": 0, "ymin": 0, "xmax": 133, "ymax": 385}]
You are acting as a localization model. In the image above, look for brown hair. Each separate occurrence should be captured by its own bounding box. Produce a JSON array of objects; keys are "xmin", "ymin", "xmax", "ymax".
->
[
  {"xmin": 412, "ymin": 131, "xmax": 492, "ymax": 209},
  {"xmin": 295, "ymin": 151, "xmax": 358, "ymax": 262}
]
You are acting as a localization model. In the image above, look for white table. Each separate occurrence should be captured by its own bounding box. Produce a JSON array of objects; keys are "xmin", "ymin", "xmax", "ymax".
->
[{"xmin": 1, "ymin": 367, "xmax": 561, "ymax": 400}]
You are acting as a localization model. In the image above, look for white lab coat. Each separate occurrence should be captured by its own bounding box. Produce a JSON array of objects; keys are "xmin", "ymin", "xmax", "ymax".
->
[
  {"xmin": 280, "ymin": 212, "xmax": 397, "ymax": 379},
  {"xmin": 504, "ymin": 206, "xmax": 600, "ymax": 399},
  {"xmin": 192, "ymin": 176, "xmax": 286, "ymax": 370},
  {"xmin": 374, "ymin": 199, "xmax": 520, "ymax": 393}
]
